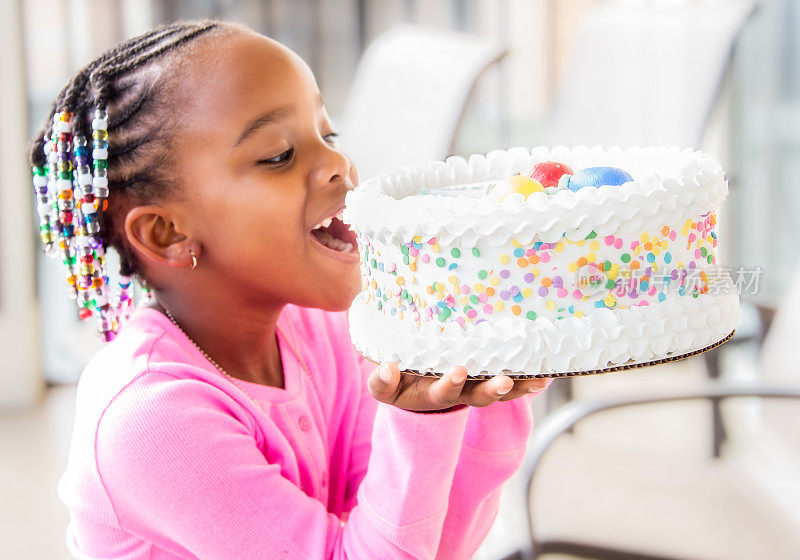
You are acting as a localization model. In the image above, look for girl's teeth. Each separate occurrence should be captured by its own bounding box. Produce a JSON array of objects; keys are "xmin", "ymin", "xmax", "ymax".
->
[
  {"xmin": 313, "ymin": 211, "xmax": 345, "ymax": 231},
  {"xmin": 312, "ymin": 226, "xmax": 353, "ymax": 254},
  {"xmin": 316, "ymin": 231, "xmax": 343, "ymax": 251}
]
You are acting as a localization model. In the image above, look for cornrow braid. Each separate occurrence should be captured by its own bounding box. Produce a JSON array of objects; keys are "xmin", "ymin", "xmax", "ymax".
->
[
  {"xmin": 29, "ymin": 19, "xmax": 230, "ymax": 342},
  {"xmin": 30, "ymin": 22, "xmax": 194, "ymax": 168},
  {"xmin": 66, "ymin": 25, "xmax": 194, "ymax": 138},
  {"xmin": 92, "ymin": 23, "xmax": 220, "ymax": 110}
]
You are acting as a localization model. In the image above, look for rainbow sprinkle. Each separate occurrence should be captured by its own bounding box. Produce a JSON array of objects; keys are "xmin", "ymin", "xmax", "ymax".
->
[{"xmin": 359, "ymin": 214, "xmax": 720, "ymax": 329}]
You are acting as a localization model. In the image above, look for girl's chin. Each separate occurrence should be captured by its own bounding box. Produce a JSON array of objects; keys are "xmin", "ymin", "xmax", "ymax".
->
[
  {"xmin": 338, "ymin": 280, "xmax": 363, "ymax": 310},
  {"xmin": 314, "ymin": 272, "xmax": 362, "ymax": 311},
  {"xmin": 313, "ymin": 293, "xmax": 360, "ymax": 313}
]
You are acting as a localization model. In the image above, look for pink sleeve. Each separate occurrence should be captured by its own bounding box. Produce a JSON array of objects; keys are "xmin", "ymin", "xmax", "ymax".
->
[
  {"xmin": 96, "ymin": 372, "xmax": 470, "ymax": 560},
  {"xmin": 435, "ymin": 382, "xmax": 551, "ymax": 559},
  {"xmin": 434, "ymin": 395, "xmax": 537, "ymax": 559},
  {"xmin": 345, "ymin": 356, "xmax": 546, "ymax": 560}
]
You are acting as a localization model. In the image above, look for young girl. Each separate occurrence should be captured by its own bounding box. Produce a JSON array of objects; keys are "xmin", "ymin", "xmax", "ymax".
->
[{"xmin": 33, "ymin": 19, "xmax": 549, "ymax": 559}]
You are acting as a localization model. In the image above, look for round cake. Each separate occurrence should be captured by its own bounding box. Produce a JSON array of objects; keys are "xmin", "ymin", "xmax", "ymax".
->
[{"xmin": 343, "ymin": 146, "xmax": 740, "ymax": 377}]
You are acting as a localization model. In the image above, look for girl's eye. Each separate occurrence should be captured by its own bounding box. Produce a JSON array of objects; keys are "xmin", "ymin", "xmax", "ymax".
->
[
  {"xmin": 323, "ymin": 132, "xmax": 339, "ymax": 144},
  {"xmin": 258, "ymin": 148, "xmax": 293, "ymax": 165}
]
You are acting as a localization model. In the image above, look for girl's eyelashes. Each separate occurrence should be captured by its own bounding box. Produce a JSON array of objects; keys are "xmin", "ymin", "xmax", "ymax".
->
[
  {"xmin": 257, "ymin": 133, "xmax": 337, "ymax": 166},
  {"xmin": 258, "ymin": 148, "xmax": 293, "ymax": 165}
]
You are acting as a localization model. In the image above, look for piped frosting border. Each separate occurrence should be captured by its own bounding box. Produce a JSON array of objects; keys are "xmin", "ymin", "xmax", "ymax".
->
[
  {"xmin": 344, "ymin": 145, "xmax": 728, "ymax": 245},
  {"xmin": 349, "ymin": 290, "xmax": 740, "ymax": 376}
]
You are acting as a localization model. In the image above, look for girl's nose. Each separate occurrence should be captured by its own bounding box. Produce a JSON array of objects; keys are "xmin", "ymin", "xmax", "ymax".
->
[{"xmin": 311, "ymin": 142, "xmax": 352, "ymax": 189}]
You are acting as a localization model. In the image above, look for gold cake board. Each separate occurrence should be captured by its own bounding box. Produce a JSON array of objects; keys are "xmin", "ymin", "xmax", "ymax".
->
[{"xmin": 395, "ymin": 330, "xmax": 735, "ymax": 380}]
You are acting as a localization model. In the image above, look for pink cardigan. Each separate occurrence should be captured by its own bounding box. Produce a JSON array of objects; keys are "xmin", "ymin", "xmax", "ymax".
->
[{"xmin": 58, "ymin": 305, "xmax": 535, "ymax": 559}]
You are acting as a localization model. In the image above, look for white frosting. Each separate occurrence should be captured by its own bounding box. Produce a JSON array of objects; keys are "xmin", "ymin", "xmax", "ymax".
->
[
  {"xmin": 344, "ymin": 145, "xmax": 727, "ymax": 244},
  {"xmin": 349, "ymin": 290, "xmax": 740, "ymax": 376}
]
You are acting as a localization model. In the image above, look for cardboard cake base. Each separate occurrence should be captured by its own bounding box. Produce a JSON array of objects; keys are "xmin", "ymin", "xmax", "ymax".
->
[{"xmin": 392, "ymin": 330, "xmax": 735, "ymax": 380}]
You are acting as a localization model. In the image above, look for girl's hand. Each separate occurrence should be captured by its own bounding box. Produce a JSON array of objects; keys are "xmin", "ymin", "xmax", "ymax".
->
[{"xmin": 367, "ymin": 362, "xmax": 548, "ymax": 412}]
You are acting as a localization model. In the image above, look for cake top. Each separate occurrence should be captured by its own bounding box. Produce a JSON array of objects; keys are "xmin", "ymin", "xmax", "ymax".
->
[{"xmin": 344, "ymin": 146, "xmax": 727, "ymax": 244}]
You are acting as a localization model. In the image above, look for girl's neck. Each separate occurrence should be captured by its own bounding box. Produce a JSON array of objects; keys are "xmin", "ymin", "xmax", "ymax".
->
[{"xmin": 148, "ymin": 293, "xmax": 285, "ymax": 389}]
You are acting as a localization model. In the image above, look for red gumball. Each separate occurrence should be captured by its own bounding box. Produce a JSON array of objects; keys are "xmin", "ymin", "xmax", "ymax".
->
[{"xmin": 529, "ymin": 161, "xmax": 573, "ymax": 188}]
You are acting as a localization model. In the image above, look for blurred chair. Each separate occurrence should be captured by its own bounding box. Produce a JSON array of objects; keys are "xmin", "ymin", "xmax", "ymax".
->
[
  {"xmin": 754, "ymin": 263, "xmax": 800, "ymax": 447},
  {"xmin": 496, "ymin": 261, "xmax": 800, "ymax": 560},
  {"xmin": 337, "ymin": 24, "xmax": 506, "ymax": 180},
  {"xmin": 541, "ymin": 0, "xmax": 758, "ymax": 436},
  {"xmin": 542, "ymin": 0, "xmax": 756, "ymax": 148},
  {"xmin": 514, "ymin": 383, "xmax": 800, "ymax": 560},
  {"xmin": 703, "ymin": 293, "xmax": 777, "ymax": 457}
]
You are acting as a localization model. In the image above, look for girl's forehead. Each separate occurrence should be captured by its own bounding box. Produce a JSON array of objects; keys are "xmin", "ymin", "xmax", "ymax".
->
[{"xmin": 177, "ymin": 32, "xmax": 318, "ymax": 131}]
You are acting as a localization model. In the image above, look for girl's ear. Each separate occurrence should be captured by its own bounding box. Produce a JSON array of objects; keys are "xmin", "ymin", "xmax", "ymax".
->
[{"xmin": 124, "ymin": 205, "xmax": 196, "ymax": 269}]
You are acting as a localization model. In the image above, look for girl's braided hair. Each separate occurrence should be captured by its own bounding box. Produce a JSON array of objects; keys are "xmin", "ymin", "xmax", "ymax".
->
[{"xmin": 29, "ymin": 19, "xmax": 236, "ymax": 342}]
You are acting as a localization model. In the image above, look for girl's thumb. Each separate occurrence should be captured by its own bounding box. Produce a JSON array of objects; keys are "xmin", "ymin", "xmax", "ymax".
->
[
  {"xmin": 378, "ymin": 363, "xmax": 394, "ymax": 384},
  {"xmin": 368, "ymin": 362, "xmax": 399, "ymax": 402}
]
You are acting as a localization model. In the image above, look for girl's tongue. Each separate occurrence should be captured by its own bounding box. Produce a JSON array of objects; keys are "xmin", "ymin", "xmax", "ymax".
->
[{"xmin": 310, "ymin": 216, "xmax": 357, "ymax": 253}]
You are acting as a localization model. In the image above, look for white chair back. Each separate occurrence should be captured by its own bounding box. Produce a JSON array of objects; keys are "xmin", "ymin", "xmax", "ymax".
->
[
  {"xmin": 543, "ymin": 0, "xmax": 755, "ymax": 148},
  {"xmin": 338, "ymin": 24, "xmax": 506, "ymax": 180}
]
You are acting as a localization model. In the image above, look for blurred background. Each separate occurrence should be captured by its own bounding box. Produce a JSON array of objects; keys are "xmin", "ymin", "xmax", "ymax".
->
[{"xmin": 2, "ymin": 0, "xmax": 799, "ymax": 558}]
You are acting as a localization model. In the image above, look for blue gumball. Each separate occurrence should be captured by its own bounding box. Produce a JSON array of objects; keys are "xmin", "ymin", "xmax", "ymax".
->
[{"xmin": 559, "ymin": 166, "xmax": 634, "ymax": 192}]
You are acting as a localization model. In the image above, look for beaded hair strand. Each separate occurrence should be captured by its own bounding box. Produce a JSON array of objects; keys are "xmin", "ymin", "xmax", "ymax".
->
[{"xmin": 30, "ymin": 20, "xmax": 224, "ymax": 342}]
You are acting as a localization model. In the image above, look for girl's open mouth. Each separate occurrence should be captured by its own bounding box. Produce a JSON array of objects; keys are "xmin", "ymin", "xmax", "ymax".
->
[{"xmin": 309, "ymin": 208, "xmax": 358, "ymax": 254}]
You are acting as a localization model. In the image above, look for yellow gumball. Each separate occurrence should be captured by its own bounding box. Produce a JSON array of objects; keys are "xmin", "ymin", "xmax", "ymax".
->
[
  {"xmin": 510, "ymin": 175, "xmax": 545, "ymax": 196},
  {"xmin": 489, "ymin": 174, "xmax": 545, "ymax": 201}
]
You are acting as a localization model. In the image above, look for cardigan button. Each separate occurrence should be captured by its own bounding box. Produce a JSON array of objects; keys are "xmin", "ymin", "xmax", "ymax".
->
[{"xmin": 298, "ymin": 415, "xmax": 311, "ymax": 432}]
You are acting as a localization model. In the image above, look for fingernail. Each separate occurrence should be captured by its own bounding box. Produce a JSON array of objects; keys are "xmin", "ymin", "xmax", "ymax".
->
[
  {"xmin": 379, "ymin": 363, "xmax": 393, "ymax": 383},
  {"xmin": 451, "ymin": 371, "xmax": 467, "ymax": 384},
  {"xmin": 529, "ymin": 380, "xmax": 547, "ymax": 392},
  {"xmin": 496, "ymin": 385, "xmax": 512, "ymax": 396}
]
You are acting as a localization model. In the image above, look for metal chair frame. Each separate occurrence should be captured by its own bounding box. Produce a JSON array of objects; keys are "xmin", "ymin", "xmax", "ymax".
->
[
  {"xmin": 506, "ymin": 382, "xmax": 800, "ymax": 560},
  {"xmin": 544, "ymin": 299, "xmax": 778, "ymax": 454}
]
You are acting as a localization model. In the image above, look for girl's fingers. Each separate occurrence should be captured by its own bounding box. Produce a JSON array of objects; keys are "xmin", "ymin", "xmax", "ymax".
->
[
  {"xmin": 464, "ymin": 375, "xmax": 514, "ymax": 407},
  {"xmin": 498, "ymin": 377, "xmax": 550, "ymax": 401},
  {"xmin": 426, "ymin": 366, "xmax": 468, "ymax": 408},
  {"xmin": 367, "ymin": 362, "xmax": 401, "ymax": 403},
  {"xmin": 368, "ymin": 364, "xmax": 551, "ymax": 410}
]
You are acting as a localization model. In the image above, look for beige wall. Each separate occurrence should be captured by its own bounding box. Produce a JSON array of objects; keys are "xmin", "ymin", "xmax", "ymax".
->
[
  {"xmin": 0, "ymin": 0, "xmax": 41, "ymax": 408},
  {"xmin": 553, "ymin": 0, "xmax": 598, "ymax": 85}
]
